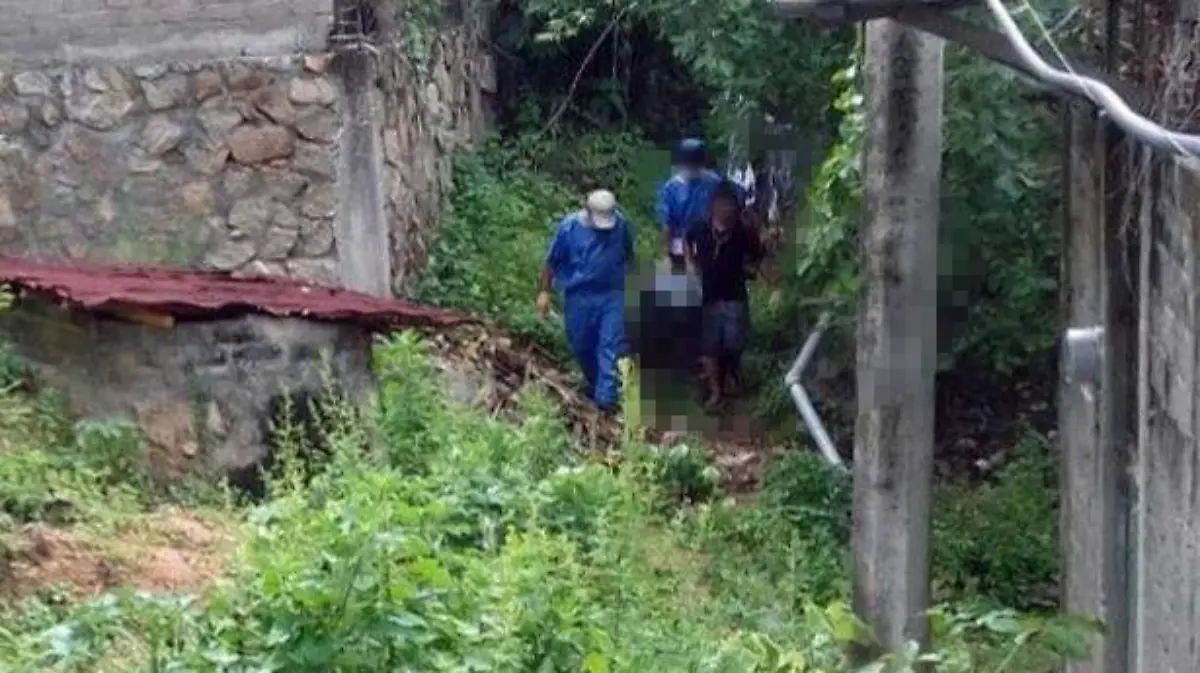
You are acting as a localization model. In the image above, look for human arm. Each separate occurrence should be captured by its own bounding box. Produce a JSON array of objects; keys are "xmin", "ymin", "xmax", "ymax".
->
[
  {"xmin": 538, "ymin": 222, "xmax": 567, "ymax": 317},
  {"xmin": 682, "ymin": 222, "xmax": 701, "ymax": 275}
]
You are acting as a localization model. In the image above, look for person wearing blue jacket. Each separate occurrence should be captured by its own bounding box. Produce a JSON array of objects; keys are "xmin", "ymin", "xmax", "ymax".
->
[
  {"xmin": 656, "ymin": 138, "xmax": 745, "ymax": 271},
  {"xmin": 536, "ymin": 189, "xmax": 635, "ymax": 412}
]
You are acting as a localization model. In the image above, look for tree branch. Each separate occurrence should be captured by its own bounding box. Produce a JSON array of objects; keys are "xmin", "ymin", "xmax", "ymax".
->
[{"xmin": 536, "ymin": 11, "xmax": 628, "ymax": 138}]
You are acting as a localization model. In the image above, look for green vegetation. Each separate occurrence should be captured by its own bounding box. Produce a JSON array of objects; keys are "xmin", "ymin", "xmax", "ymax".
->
[
  {"xmin": 0, "ymin": 0, "xmax": 1080, "ymax": 668},
  {"xmin": 0, "ymin": 335, "xmax": 1088, "ymax": 672}
]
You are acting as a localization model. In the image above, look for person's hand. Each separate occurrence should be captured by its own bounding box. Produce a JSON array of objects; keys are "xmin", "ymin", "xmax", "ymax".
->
[
  {"xmin": 535, "ymin": 290, "xmax": 551, "ymax": 319},
  {"xmin": 768, "ymin": 289, "xmax": 781, "ymax": 311}
]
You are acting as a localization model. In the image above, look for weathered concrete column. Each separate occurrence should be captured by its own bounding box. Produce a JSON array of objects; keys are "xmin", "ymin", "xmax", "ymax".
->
[
  {"xmin": 1060, "ymin": 101, "xmax": 1133, "ymax": 673},
  {"xmin": 852, "ymin": 19, "xmax": 943, "ymax": 656},
  {"xmin": 333, "ymin": 50, "xmax": 393, "ymax": 297}
]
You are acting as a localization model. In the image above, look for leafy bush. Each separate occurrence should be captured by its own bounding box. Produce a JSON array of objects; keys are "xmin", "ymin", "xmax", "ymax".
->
[
  {"xmin": 933, "ymin": 431, "xmax": 1059, "ymax": 609},
  {"xmin": 0, "ymin": 336, "xmax": 1090, "ymax": 672},
  {"xmin": 645, "ymin": 442, "xmax": 722, "ymax": 504},
  {"xmin": 0, "ymin": 388, "xmax": 145, "ymax": 526},
  {"xmin": 414, "ymin": 132, "xmax": 668, "ymax": 359}
]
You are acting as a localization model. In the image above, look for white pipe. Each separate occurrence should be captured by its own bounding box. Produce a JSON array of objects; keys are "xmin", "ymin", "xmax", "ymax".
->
[
  {"xmin": 784, "ymin": 312, "xmax": 832, "ymax": 384},
  {"xmin": 782, "ymin": 312, "xmax": 846, "ymax": 470},
  {"xmin": 789, "ymin": 381, "xmax": 848, "ymax": 471}
]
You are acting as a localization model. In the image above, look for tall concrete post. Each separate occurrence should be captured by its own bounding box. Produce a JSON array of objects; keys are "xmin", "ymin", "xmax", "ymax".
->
[{"xmin": 852, "ymin": 19, "xmax": 944, "ymax": 657}]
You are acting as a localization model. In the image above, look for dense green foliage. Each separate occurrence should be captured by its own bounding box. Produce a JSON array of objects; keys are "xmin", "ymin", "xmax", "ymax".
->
[
  {"xmin": 0, "ymin": 337, "xmax": 1087, "ymax": 671},
  {"xmin": 500, "ymin": 0, "xmax": 1062, "ymax": 379},
  {"xmin": 0, "ymin": 0, "xmax": 1077, "ymax": 668}
]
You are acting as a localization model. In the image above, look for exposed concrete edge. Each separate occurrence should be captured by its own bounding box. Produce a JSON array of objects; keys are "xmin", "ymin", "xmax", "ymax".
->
[{"xmin": 0, "ymin": 24, "xmax": 329, "ymax": 69}]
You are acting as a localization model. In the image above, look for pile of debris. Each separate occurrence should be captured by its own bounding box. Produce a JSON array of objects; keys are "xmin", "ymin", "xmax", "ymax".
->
[{"xmin": 419, "ymin": 323, "xmax": 625, "ymax": 453}]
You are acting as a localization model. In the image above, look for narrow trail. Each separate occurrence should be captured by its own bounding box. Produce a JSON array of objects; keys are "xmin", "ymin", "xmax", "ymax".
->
[{"xmin": 427, "ymin": 322, "xmax": 1057, "ymax": 493}]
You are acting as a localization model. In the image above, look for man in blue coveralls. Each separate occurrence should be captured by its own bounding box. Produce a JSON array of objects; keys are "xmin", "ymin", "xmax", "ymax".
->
[
  {"xmin": 536, "ymin": 189, "xmax": 634, "ymax": 413},
  {"xmin": 656, "ymin": 138, "xmax": 745, "ymax": 272}
]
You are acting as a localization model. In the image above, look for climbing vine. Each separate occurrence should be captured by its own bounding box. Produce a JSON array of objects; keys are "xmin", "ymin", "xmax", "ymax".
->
[
  {"xmin": 795, "ymin": 30, "xmax": 865, "ymax": 317},
  {"xmin": 377, "ymin": 0, "xmax": 485, "ymax": 81}
]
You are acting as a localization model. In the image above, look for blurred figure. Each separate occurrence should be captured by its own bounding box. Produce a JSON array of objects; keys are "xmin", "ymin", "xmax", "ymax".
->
[
  {"xmin": 625, "ymin": 256, "xmax": 705, "ymax": 430},
  {"xmin": 684, "ymin": 180, "xmax": 780, "ymax": 410},
  {"xmin": 537, "ymin": 190, "xmax": 635, "ymax": 413},
  {"xmin": 656, "ymin": 138, "xmax": 746, "ymax": 272}
]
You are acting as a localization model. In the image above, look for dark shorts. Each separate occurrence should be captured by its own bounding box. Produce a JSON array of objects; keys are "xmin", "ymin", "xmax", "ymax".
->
[{"xmin": 700, "ymin": 300, "xmax": 749, "ymax": 357}]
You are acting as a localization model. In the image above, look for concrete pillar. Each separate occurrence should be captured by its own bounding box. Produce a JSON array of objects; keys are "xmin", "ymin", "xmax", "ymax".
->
[
  {"xmin": 851, "ymin": 19, "xmax": 943, "ymax": 656},
  {"xmin": 333, "ymin": 50, "xmax": 393, "ymax": 297},
  {"xmin": 1059, "ymin": 101, "xmax": 1134, "ymax": 673}
]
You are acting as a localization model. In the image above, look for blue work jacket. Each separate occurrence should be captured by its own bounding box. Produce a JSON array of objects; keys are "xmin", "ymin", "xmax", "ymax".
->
[
  {"xmin": 545, "ymin": 210, "xmax": 634, "ymax": 297},
  {"xmin": 655, "ymin": 170, "xmax": 746, "ymax": 242}
]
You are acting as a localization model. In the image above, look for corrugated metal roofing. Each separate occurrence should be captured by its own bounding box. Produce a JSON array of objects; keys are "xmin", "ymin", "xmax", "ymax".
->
[{"xmin": 0, "ymin": 257, "xmax": 473, "ymax": 331}]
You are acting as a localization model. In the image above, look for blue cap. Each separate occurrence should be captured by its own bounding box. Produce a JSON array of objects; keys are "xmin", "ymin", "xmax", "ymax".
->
[{"xmin": 676, "ymin": 138, "xmax": 706, "ymax": 165}]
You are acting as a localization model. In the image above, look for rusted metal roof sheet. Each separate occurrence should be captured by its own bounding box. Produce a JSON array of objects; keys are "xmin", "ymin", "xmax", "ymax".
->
[{"xmin": 0, "ymin": 257, "xmax": 474, "ymax": 331}]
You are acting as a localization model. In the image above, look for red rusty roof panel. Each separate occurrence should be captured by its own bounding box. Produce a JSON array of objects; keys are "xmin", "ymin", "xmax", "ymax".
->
[{"xmin": 0, "ymin": 257, "xmax": 475, "ymax": 330}]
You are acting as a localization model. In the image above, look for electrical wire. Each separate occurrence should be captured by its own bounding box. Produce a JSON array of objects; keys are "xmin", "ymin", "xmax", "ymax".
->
[
  {"xmin": 983, "ymin": 0, "xmax": 1200, "ymax": 157},
  {"xmin": 1012, "ymin": 0, "xmax": 1190, "ymax": 158}
]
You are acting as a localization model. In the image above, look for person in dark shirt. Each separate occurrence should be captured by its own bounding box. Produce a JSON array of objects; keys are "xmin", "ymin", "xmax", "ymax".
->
[{"xmin": 684, "ymin": 180, "xmax": 779, "ymax": 410}]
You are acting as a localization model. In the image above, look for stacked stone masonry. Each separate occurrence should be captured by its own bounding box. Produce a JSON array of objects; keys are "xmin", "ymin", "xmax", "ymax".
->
[
  {"xmin": 0, "ymin": 2, "xmax": 494, "ymax": 293},
  {"xmin": 383, "ymin": 27, "xmax": 491, "ymax": 291},
  {"xmin": 0, "ymin": 49, "xmax": 491, "ymax": 289},
  {"xmin": 0, "ymin": 58, "xmax": 344, "ymax": 283}
]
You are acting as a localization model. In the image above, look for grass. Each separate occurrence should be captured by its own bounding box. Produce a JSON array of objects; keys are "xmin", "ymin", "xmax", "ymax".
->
[
  {"xmin": 0, "ymin": 332, "xmax": 1092, "ymax": 672},
  {"xmin": 0, "ymin": 132, "xmax": 1084, "ymax": 671}
]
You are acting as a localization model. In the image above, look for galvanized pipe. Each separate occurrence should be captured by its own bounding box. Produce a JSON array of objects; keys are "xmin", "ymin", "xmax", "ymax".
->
[{"xmin": 783, "ymin": 312, "xmax": 847, "ymax": 471}]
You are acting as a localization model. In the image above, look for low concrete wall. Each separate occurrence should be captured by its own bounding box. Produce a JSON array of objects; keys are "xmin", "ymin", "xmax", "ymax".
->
[
  {"xmin": 0, "ymin": 0, "xmax": 330, "ymax": 67},
  {"xmin": 0, "ymin": 296, "xmax": 375, "ymax": 480}
]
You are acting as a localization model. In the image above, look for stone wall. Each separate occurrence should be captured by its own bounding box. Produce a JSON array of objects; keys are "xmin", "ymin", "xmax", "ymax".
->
[
  {"xmin": 0, "ymin": 295, "xmax": 375, "ymax": 480},
  {"xmin": 382, "ymin": 24, "xmax": 492, "ymax": 291},
  {"xmin": 0, "ymin": 2, "xmax": 495, "ymax": 295},
  {"xmin": 0, "ymin": 58, "xmax": 343, "ymax": 282}
]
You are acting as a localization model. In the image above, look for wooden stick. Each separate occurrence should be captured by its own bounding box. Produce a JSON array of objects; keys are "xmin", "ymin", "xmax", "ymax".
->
[{"xmin": 103, "ymin": 302, "xmax": 175, "ymax": 329}]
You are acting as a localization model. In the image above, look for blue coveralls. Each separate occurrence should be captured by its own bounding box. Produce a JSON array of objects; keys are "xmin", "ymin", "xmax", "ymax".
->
[
  {"xmin": 655, "ymin": 170, "xmax": 746, "ymax": 259},
  {"xmin": 545, "ymin": 210, "xmax": 634, "ymax": 410}
]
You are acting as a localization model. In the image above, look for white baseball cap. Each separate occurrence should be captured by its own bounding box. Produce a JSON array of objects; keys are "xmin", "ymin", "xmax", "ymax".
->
[{"xmin": 585, "ymin": 189, "xmax": 617, "ymax": 230}]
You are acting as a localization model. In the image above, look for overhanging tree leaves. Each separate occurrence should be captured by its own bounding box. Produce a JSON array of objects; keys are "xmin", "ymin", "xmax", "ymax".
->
[{"xmin": 519, "ymin": 0, "xmax": 850, "ymax": 133}]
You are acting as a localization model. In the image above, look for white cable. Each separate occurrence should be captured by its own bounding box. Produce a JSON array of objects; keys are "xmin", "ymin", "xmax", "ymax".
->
[
  {"xmin": 984, "ymin": 0, "xmax": 1200, "ymax": 157},
  {"xmin": 1012, "ymin": 0, "xmax": 1189, "ymax": 158}
]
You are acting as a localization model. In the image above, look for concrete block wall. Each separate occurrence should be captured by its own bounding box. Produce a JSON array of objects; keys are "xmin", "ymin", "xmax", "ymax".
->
[
  {"xmin": 1063, "ymin": 144, "xmax": 1200, "ymax": 673},
  {"xmin": 1128, "ymin": 154, "xmax": 1200, "ymax": 673},
  {"xmin": 0, "ymin": 0, "xmax": 330, "ymax": 66}
]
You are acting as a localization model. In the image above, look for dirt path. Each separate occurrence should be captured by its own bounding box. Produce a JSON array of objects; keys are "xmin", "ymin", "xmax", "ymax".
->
[
  {"xmin": 1, "ymin": 509, "xmax": 238, "ymax": 599},
  {"xmin": 650, "ymin": 364, "xmax": 1058, "ymax": 493}
]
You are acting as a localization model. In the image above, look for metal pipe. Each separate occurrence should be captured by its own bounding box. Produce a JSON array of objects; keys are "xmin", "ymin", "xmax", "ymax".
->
[
  {"xmin": 782, "ymin": 312, "xmax": 846, "ymax": 470},
  {"xmin": 784, "ymin": 312, "xmax": 832, "ymax": 385},
  {"xmin": 789, "ymin": 381, "xmax": 848, "ymax": 471}
]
